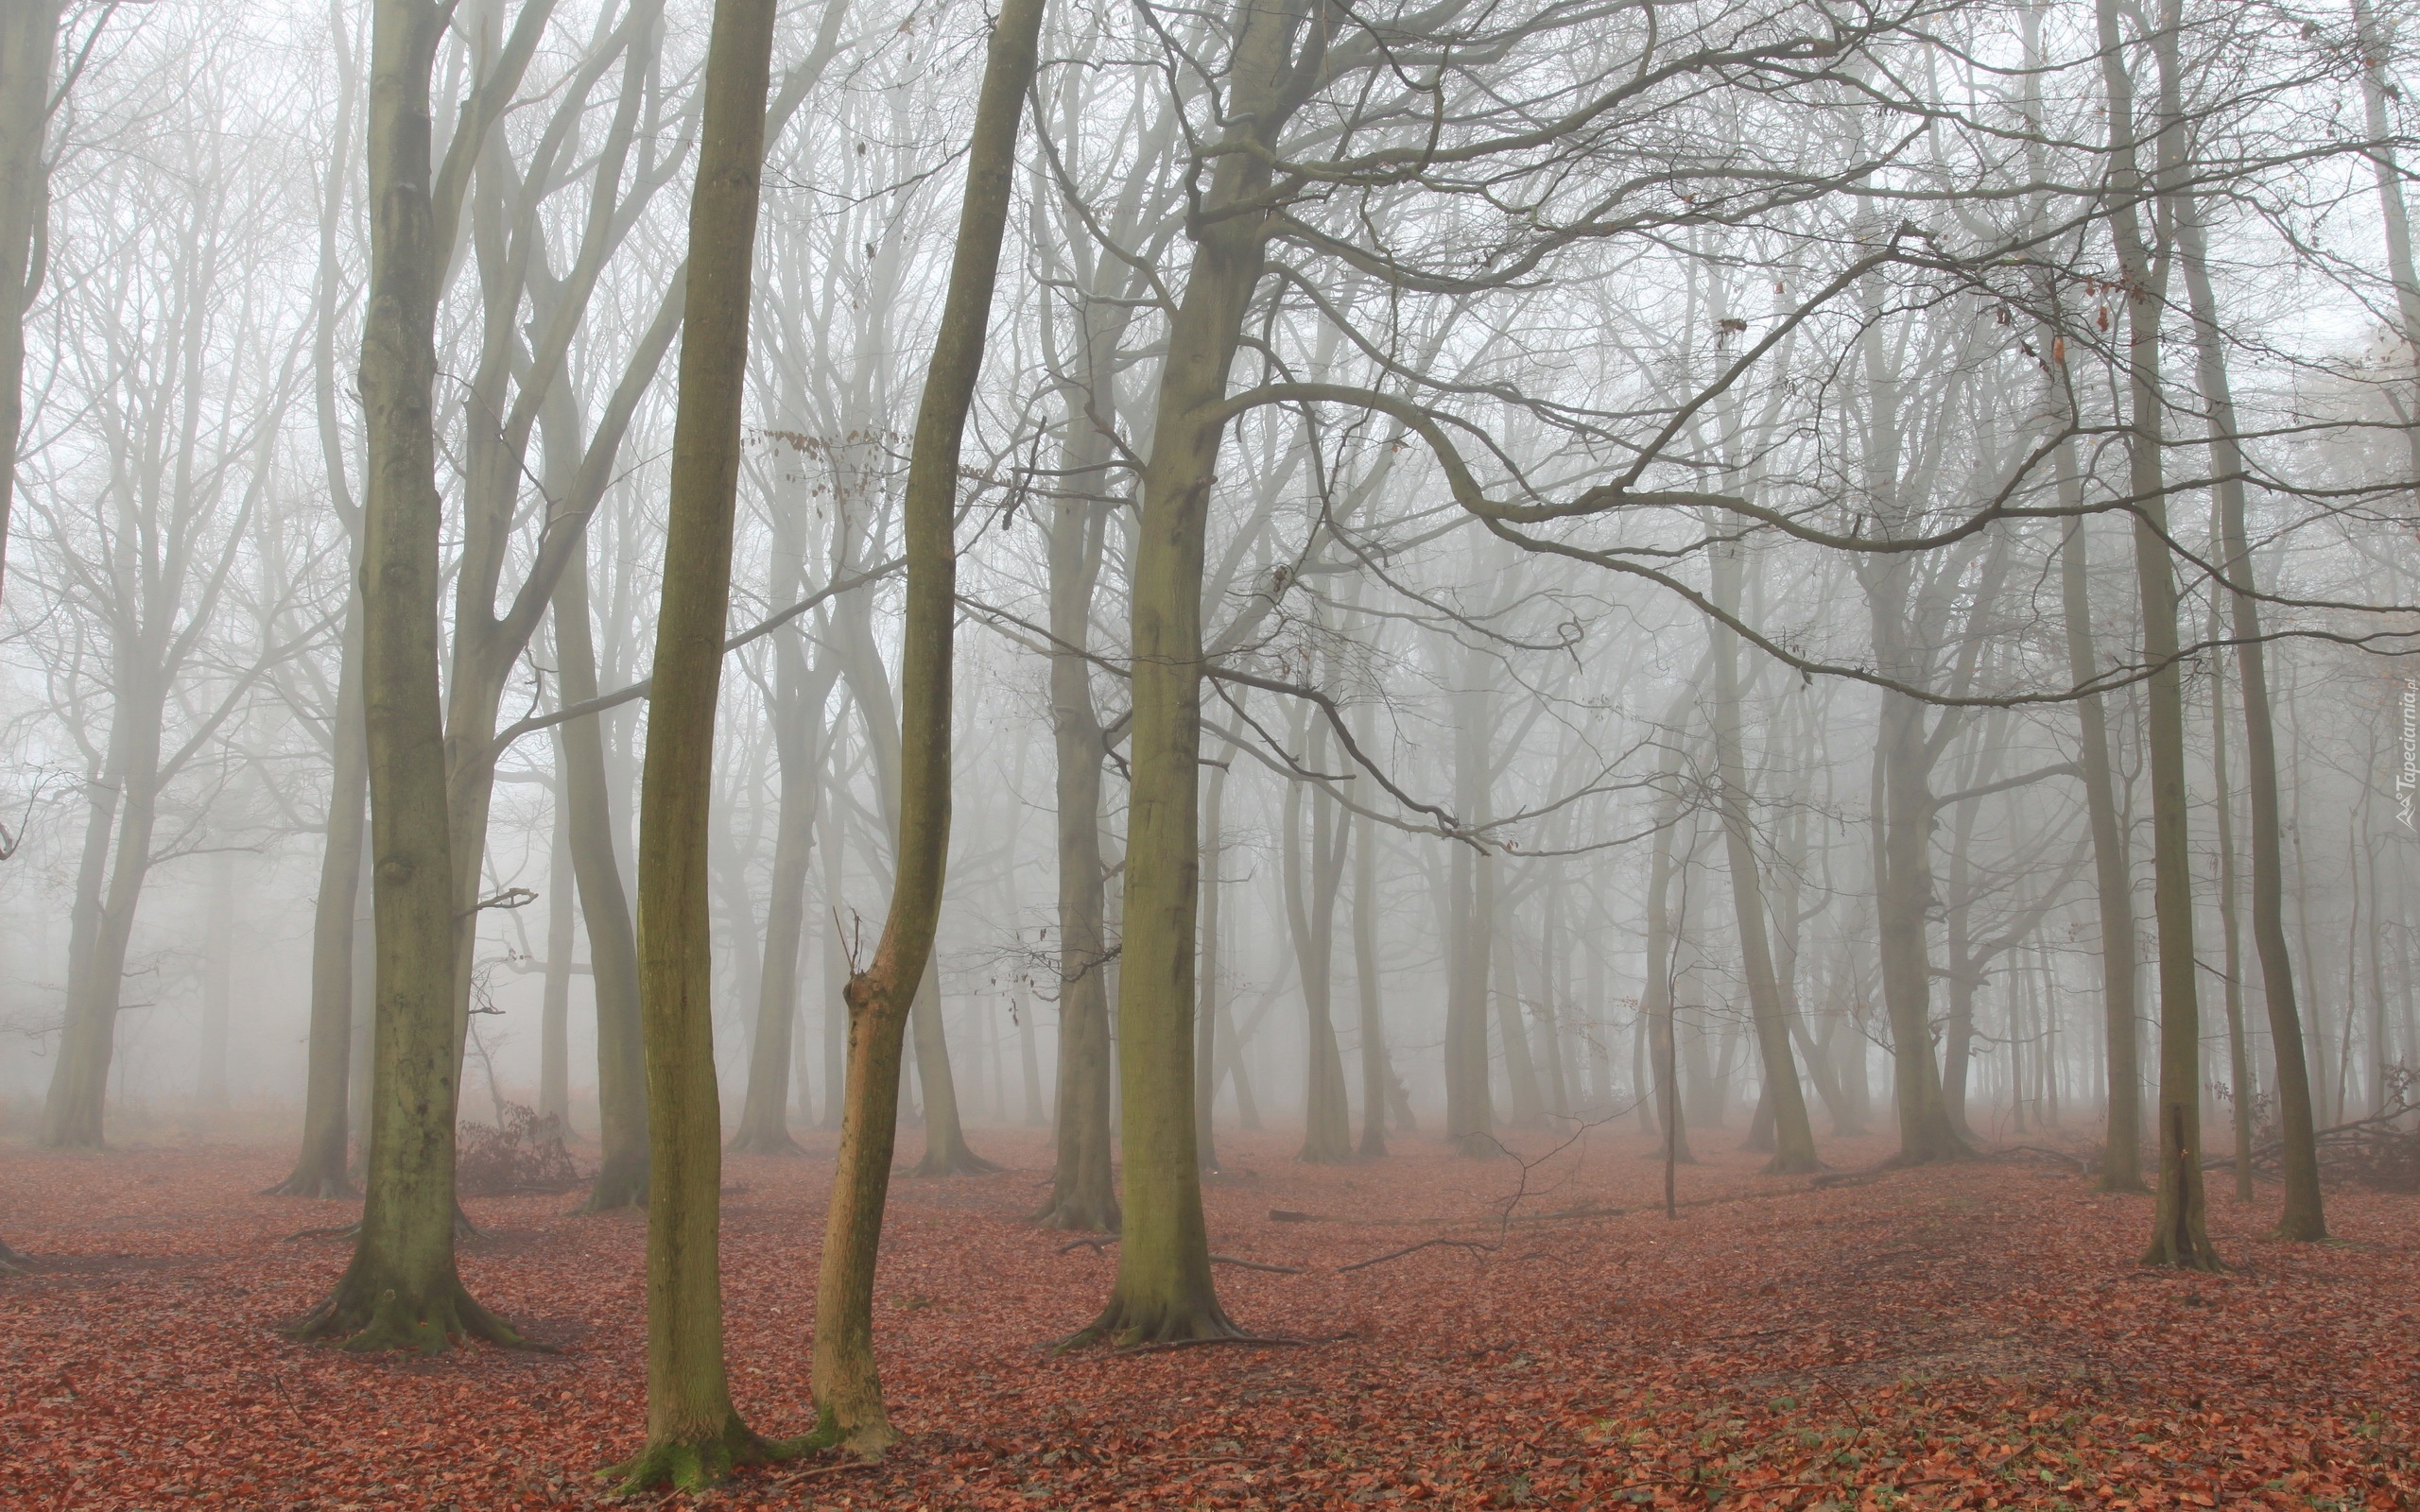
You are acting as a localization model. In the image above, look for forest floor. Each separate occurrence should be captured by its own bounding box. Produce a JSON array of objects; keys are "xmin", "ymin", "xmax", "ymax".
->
[{"xmin": 2, "ymin": 1121, "xmax": 2415, "ymax": 1510}]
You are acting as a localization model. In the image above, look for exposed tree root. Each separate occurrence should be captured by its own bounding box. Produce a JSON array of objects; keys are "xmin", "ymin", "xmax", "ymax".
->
[
  {"xmin": 602, "ymin": 1415, "xmax": 801, "ymax": 1494},
  {"xmin": 795, "ymin": 1395, "xmax": 896, "ymax": 1459},
  {"xmin": 574, "ymin": 1159, "xmax": 648, "ymax": 1214},
  {"xmin": 286, "ymin": 1271, "xmax": 539, "ymax": 1354},
  {"xmin": 725, "ymin": 1127, "xmax": 804, "ymax": 1158},
  {"xmin": 0, "ymin": 1237, "xmax": 27, "ymax": 1275},
  {"xmin": 1761, "ymin": 1150, "xmax": 1824, "ymax": 1177},
  {"xmin": 911, "ymin": 1143, "xmax": 1003, "ymax": 1178},
  {"xmin": 1058, "ymin": 1291, "xmax": 1251, "ymax": 1351},
  {"xmin": 1029, "ymin": 1194, "xmax": 1121, "ymax": 1233},
  {"xmin": 1881, "ymin": 1139, "xmax": 1976, "ymax": 1171}
]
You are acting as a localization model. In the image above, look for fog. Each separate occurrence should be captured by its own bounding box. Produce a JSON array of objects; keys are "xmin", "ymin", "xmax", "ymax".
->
[{"xmin": 0, "ymin": 0, "xmax": 2416, "ymax": 1480}]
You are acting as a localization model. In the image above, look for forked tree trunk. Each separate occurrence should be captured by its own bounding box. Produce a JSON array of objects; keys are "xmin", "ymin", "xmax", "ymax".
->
[
  {"xmin": 608, "ymin": 0, "xmax": 783, "ymax": 1488},
  {"xmin": 1070, "ymin": 0, "xmax": 1325, "ymax": 1349},
  {"xmin": 807, "ymin": 0, "xmax": 1045, "ymax": 1450},
  {"xmin": 290, "ymin": 0, "xmax": 523, "ymax": 1353},
  {"xmin": 1284, "ymin": 710, "xmax": 1354, "ymax": 1162},
  {"xmin": 2171, "ymin": 178, "xmax": 2325, "ymax": 1240},
  {"xmin": 275, "ymin": 16, "xmax": 370, "ymax": 1194},
  {"xmin": 2099, "ymin": 0, "xmax": 2219, "ymax": 1269},
  {"xmin": 1708, "ymin": 541, "xmax": 1819, "ymax": 1173},
  {"xmin": 557, "ymin": 526, "xmax": 649, "ymax": 1213},
  {"xmin": 43, "ymin": 670, "xmax": 162, "ymax": 1148},
  {"xmin": 1040, "ymin": 284, "xmax": 1123, "ymax": 1211}
]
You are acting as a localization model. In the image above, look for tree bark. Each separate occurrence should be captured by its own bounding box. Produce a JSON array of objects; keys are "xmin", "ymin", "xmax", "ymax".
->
[
  {"xmin": 1073, "ymin": 0, "xmax": 1320, "ymax": 1348},
  {"xmin": 609, "ymin": 0, "xmax": 783, "ymax": 1487},
  {"xmin": 289, "ymin": 0, "xmax": 523, "ymax": 1353},
  {"xmin": 1284, "ymin": 708, "xmax": 1354, "ymax": 1162},
  {"xmin": 0, "ymin": 0, "xmax": 56, "ymax": 603},
  {"xmin": 1707, "ymin": 540, "xmax": 1819, "ymax": 1172},
  {"xmin": 730, "ymin": 486, "xmax": 837, "ymax": 1153},
  {"xmin": 1195, "ymin": 755, "xmax": 1227, "ymax": 1172},
  {"xmin": 271, "ymin": 591, "xmax": 369, "ymax": 1197},
  {"xmin": 198, "ymin": 853, "xmax": 235, "ymax": 1109},
  {"xmin": 2171, "ymin": 170, "xmax": 2325, "ymax": 1239},
  {"xmin": 807, "ymin": 0, "xmax": 1045, "ymax": 1450},
  {"xmin": 1446, "ymin": 647, "xmax": 1499, "ymax": 1154},
  {"xmin": 557, "ymin": 521, "xmax": 649, "ymax": 1213},
  {"xmin": 1642, "ymin": 692, "xmax": 1697, "ymax": 1163},
  {"xmin": 2057, "ymin": 500, "xmax": 2144, "ymax": 1189},
  {"xmin": 539, "ymin": 765, "xmax": 575, "ymax": 1129},
  {"xmin": 1353, "ymin": 806, "xmax": 1389, "ymax": 1159},
  {"xmin": 2099, "ymin": 0, "xmax": 2219, "ymax": 1268}
]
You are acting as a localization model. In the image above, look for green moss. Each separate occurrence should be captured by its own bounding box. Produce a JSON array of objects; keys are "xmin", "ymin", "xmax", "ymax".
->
[{"xmin": 603, "ymin": 1417, "xmax": 802, "ymax": 1493}]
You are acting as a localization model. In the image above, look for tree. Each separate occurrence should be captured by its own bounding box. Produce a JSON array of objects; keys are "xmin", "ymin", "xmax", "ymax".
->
[
  {"xmin": 0, "ymin": 0, "xmax": 57, "ymax": 604},
  {"xmin": 606, "ymin": 0, "xmax": 785, "ymax": 1489},
  {"xmin": 2169, "ymin": 31, "xmax": 2326, "ymax": 1244},
  {"xmin": 806, "ymin": 0, "xmax": 1047, "ymax": 1453},
  {"xmin": 289, "ymin": 0, "xmax": 535, "ymax": 1351},
  {"xmin": 34, "ymin": 32, "xmax": 318, "ymax": 1149},
  {"xmin": 1707, "ymin": 538, "xmax": 1820, "ymax": 1174},
  {"xmin": 272, "ymin": 1, "xmax": 370, "ymax": 1199},
  {"xmin": 2097, "ymin": 0, "xmax": 2217, "ymax": 1269}
]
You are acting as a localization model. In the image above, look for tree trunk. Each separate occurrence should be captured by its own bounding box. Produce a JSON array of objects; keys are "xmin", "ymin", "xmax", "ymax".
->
[
  {"xmin": 198, "ymin": 853, "xmax": 235, "ymax": 1109},
  {"xmin": 539, "ymin": 767, "xmax": 575, "ymax": 1129},
  {"xmin": 0, "ymin": 0, "xmax": 56, "ymax": 603},
  {"xmin": 807, "ymin": 0, "xmax": 1043, "ymax": 1450},
  {"xmin": 1492, "ymin": 911, "xmax": 1544, "ymax": 1128},
  {"xmin": 558, "ymin": 516, "xmax": 649, "ymax": 1213},
  {"xmin": 1354, "ymin": 806, "xmax": 1389, "ymax": 1159},
  {"xmin": 1445, "ymin": 652, "xmax": 1498, "ymax": 1153},
  {"xmin": 1708, "ymin": 541, "xmax": 1819, "ymax": 1173},
  {"xmin": 272, "ymin": 593, "xmax": 370, "ymax": 1196},
  {"xmin": 1284, "ymin": 710, "xmax": 1353, "ymax": 1162},
  {"xmin": 609, "ymin": 0, "xmax": 783, "ymax": 1487},
  {"xmin": 2057, "ymin": 501, "xmax": 2144, "ymax": 1189},
  {"xmin": 1195, "ymin": 754, "xmax": 1227, "ymax": 1172},
  {"xmin": 289, "ymin": 0, "xmax": 522, "ymax": 1353},
  {"xmin": 908, "ymin": 956, "xmax": 994, "ymax": 1176},
  {"xmin": 1073, "ymin": 0, "xmax": 1318, "ymax": 1349},
  {"xmin": 2172, "ymin": 173, "xmax": 2325, "ymax": 1239},
  {"xmin": 1642, "ymin": 702, "xmax": 1695, "ymax": 1163},
  {"xmin": 2100, "ymin": 0, "xmax": 2219, "ymax": 1269},
  {"xmin": 2205, "ymin": 577, "xmax": 2255, "ymax": 1201},
  {"xmin": 731, "ymin": 584, "xmax": 834, "ymax": 1152}
]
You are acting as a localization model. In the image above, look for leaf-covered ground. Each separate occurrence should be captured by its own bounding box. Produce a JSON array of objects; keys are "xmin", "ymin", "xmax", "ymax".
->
[{"xmin": 4, "ymin": 1122, "xmax": 2414, "ymax": 1509}]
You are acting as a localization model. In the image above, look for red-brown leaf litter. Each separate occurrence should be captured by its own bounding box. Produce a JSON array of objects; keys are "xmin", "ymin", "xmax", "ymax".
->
[{"xmin": 4, "ymin": 1128, "xmax": 2414, "ymax": 1509}]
